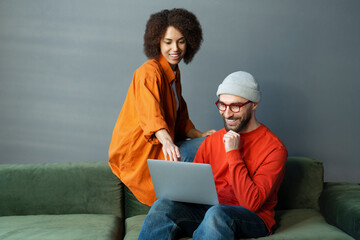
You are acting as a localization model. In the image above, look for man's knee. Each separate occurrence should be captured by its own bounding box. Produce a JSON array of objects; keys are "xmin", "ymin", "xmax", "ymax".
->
[
  {"xmin": 207, "ymin": 205, "xmax": 230, "ymax": 216},
  {"xmin": 193, "ymin": 205, "xmax": 234, "ymax": 239},
  {"xmin": 150, "ymin": 198, "xmax": 174, "ymax": 213},
  {"xmin": 202, "ymin": 205, "xmax": 233, "ymax": 226}
]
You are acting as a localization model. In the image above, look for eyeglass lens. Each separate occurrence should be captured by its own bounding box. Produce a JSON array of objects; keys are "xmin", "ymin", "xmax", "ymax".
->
[{"xmin": 217, "ymin": 102, "xmax": 239, "ymax": 112}]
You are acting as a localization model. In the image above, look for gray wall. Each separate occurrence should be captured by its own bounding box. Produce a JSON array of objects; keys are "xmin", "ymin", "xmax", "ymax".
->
[{"xmin": 0, "ymin": 0, "xmax": 359, "ymax": 182}]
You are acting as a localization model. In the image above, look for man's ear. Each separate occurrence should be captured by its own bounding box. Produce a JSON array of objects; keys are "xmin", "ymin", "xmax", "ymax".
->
[{"xmin": 252, "ymin": 102, "xmax": 259, "ymax": 110}]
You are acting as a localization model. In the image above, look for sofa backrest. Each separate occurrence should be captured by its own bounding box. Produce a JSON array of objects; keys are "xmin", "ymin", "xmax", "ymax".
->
[
  {"xmin": 122, "ymin": 156, "xmax": 324, "ymax": 219},
  {"xmin": 124, "ymin": 185, "xmax": 151, "ymax": 218},
  {"xmin": 276, "ymin": 156, "xmax": 324, "ymax": 210},
  {"xmin": 0, "ymin": 161, "xmax": 123, "ymax": 218}
]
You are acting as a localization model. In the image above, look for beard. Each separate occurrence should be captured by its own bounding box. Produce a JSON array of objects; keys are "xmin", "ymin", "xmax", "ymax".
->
[{"xmin": 223, "ymin": 108, "xmax": 252, "ymax": 133}]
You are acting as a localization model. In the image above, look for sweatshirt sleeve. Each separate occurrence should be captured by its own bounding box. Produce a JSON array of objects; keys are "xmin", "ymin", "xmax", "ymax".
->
[
  {"xmin": 226, "ymin": 147, "xmax": 287, "ymax": 212},
  {"xmin": 133, "ymin": 68, "xmax": 169, "ymax": 144}
]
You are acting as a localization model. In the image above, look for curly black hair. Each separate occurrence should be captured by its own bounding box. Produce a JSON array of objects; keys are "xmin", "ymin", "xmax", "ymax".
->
[{"xmin": 143, "ymin": 8, "xmax": 203, "ymax": 64}]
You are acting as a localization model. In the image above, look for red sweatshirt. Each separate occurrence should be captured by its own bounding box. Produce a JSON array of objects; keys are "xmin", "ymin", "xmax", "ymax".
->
[{"xmin": 193, "ymin": 124, "xmax": 287, "ymax": 232}]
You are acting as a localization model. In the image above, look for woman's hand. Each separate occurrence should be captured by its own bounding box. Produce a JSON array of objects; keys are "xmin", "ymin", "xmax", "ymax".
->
[
  {"xmin": 155, "ymin": 129, "xmax": 181, "ymax": 161},
  {"xmin": 186, "ymin": 128, "xmax": 216, "ymax": 138},
  {"xmin": 161, "ymin": 141, "xmax": 181, "ymax": 161},
  {"xmin": 201, "ymin": 129, "xmax": 216, "ymax": 137}
]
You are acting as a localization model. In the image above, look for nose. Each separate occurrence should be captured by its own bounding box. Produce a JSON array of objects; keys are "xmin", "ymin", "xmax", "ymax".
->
[
  {"xmin": 172, "ymin": 42, "xmax": 179, "ymax": 51},
  {"xmin": 223, "ymin": 107, "xmax": 233, "ymax": 118}
]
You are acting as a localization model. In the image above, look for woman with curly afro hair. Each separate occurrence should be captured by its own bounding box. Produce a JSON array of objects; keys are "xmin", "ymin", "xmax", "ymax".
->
[{"xmin": 109, "ymin": 8, "xmax": 215, "ymax": 206}]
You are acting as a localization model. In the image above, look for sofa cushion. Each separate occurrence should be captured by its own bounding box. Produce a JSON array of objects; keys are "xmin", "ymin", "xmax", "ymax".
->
[
  {"xmin": 124, "ymin": 210, "xmax": 353, "ymax": 240},
  {"xmin": 0, "ymin": 161, "xmax": 123, "ymax": 217},
  {"xmin": 0, "ymin": 214, "xmax": 123, "ymax": 240},
  {"xmin": 276, "ymin": 157, "xmax": 323, "ymax": 210},
  {"xmin": 124, "ymin": 215, "xmax": 147, "ymax": 240},
  {"xmin": 266, "ymin": 209, "xmax": 354, "ymax": 240}
]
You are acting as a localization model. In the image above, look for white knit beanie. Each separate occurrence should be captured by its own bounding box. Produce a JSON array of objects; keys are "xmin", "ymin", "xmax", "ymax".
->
[{"xmin": 216, "ymin": 71, "xmax": 261, "ymax": 102}]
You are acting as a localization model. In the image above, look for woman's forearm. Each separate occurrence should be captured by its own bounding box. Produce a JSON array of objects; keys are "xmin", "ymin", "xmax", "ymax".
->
[
  {"xmin": 186, "ymin": 128, "xmax": 217, "ymax": 138},
  {"xmin": 155, "ymin": 129, "xmax": 180, "ymax": 161}
]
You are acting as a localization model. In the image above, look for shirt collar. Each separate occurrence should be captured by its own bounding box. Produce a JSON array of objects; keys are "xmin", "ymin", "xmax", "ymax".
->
[{"xmin": 158, "ymin": 54, "xmax": 179, "ymax": 84}]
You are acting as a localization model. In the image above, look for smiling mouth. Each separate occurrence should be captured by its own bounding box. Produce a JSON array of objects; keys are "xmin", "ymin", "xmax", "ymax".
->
[
  {"xmin": 170, "ymin": 54, "xmax": 181, "ymax": 59},
  {"xmin": 225, "ymin": 119, "xmax": 238, "ymax": 125}
]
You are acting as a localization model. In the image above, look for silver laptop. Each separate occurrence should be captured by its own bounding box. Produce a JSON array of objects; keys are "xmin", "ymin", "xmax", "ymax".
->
[{"xmin": 147, "ymin": 159, "xmax": 219, "ymax": 205}]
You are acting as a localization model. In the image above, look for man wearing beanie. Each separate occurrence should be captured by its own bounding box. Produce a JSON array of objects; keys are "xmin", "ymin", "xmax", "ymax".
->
[{"xmin": 139, "ymin": 71, "xmax": 288, "ymax": 239}]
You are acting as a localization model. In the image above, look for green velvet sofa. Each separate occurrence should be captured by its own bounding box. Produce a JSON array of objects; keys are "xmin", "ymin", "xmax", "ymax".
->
[{"xmin": 0, "ymin": 157, "xmax": 359, "ymax": 240}]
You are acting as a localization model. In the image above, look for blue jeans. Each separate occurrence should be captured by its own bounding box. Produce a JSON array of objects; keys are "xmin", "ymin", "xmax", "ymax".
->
[
  {"xmin": 138, "ymin": 198, "xmax": 269, "ymax": 240},
  {"xmin": 176, "ymin": 137, "xmax": 205, "ymax": 162}
]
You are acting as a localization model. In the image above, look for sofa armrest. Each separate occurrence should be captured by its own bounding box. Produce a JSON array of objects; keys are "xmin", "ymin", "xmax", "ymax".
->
[{"xmin": 320, "ymin": 182, "xmax": 360, "ymax": 240}]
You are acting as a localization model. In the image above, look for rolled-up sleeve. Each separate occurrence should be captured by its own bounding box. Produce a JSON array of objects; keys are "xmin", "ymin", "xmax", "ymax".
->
[{"xmin": 133, "ymin": 69, "xmax": 170, "ymax": 144}]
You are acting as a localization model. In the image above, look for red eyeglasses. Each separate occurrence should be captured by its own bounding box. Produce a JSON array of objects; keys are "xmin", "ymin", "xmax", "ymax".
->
[{"xmin": 215, "ymin": 100, "xmax": 251, "ymax": 113}]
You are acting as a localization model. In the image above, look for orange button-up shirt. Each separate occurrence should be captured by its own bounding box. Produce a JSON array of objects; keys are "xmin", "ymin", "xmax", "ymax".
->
[{"xmin": 109, "ymin": 54, "xmax": 195, "ymax": 206}]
